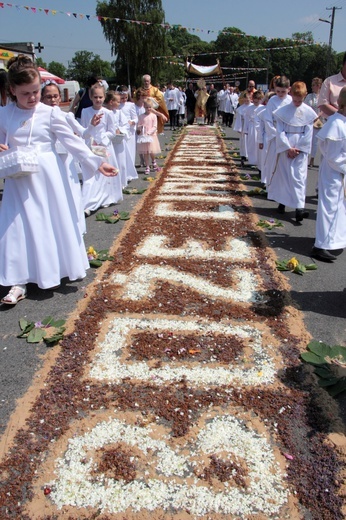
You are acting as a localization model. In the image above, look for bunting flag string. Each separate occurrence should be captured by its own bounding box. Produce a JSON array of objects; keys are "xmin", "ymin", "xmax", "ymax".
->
[
  {"xmin": 152, "ymin": 43, "xmax": 316, "ymax": 60},
  {"xmin": 221, "ymin": 67, "xmax": 267, "ymax": 71},
  {"xmin": 159, "ymin": 60, "xmax": 185, "ymax": 67},
  {"xmin": 0, "ymin": 1, "xmax": 320, "ymax": 47},
  {"xmin": 186, "ymin": 74, "xmax": 248, "ymax": 82},
  {"xmin": 158, "ymin": 58, "xmax": 268, "ymax": 73}
]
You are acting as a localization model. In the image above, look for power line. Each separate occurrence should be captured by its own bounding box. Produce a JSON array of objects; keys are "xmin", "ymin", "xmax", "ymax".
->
[{"xmin": 319, "ymin": 5, "xmax": 342, "ymax": 75}]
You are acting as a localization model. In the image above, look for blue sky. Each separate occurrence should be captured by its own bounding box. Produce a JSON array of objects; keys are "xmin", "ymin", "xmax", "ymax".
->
[{"xmin": 1, "ymin": 0, "xmax": 345, "ymax": 68}]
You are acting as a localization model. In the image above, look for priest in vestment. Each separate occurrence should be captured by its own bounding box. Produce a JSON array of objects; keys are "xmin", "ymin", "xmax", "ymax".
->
[{"xmin": 195, "ymin": 79, "xmax": 209, "ymax": 120}]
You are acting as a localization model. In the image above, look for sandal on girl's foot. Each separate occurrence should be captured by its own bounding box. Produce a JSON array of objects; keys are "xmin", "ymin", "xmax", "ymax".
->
[
  {"xmin": 1, "ymin": 285, "xmax": 27, "ymax": 305},
  {"xmin": 145, "ymin": 166, "xmax": 150, "ymax": 175},
  {"xmin": 151, "ymin": 162, "xmax": 160, "ymax": 172}
]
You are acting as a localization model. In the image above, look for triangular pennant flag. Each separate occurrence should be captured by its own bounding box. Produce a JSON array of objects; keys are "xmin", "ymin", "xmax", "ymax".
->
[
  {"xmin": 73, "ymin": 12, "xmax": 77, "ymax": 18},
  {"xmin": 51, "ymin": 9, "xmax": 57, "ymax": 15},
  {"xmin": 31, "ymin": 7, "xmax": 36, "ymax": 12},
  {"xmin": 0, "ymin": 3, "xmax": 4, "ymax": 7},
  {"xmin": 66, "ymin": 11, "xmax": 71, "ymax": 16},
  {"xmin": 86, "ymin": 14, "xmax": 90, "ymax": 20},
  {"xmin": 44, "ymin": 8, "xmax": 48, "ymax": 14},
  {"xmin": 24, "ymin": 5, "xmax": 29, "ymax": 10}
]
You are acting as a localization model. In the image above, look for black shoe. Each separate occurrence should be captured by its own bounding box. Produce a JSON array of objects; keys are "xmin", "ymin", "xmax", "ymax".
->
[
  {"xmin": 295, "ymin": 209, "xmax": 309, "ymax": 222},
  {"xmin": 311, "ymin": 247, "xmax": 337, "ymax": 261},
  {"xmin": 277, "ymin": 203, "xmax": 285, "ymax": 214}
]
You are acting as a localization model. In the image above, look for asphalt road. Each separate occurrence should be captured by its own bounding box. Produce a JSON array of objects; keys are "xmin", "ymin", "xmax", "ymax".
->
[{"xmin": 0, "ymin": 121, "xmax": 345, "ymax": 437}]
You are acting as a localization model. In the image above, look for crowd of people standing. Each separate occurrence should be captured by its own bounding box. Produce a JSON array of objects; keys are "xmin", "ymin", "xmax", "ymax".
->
[
  {"xmin": 204, "ymin": 59, "xmax": 346, "ymax": 265},
  {"xmin": 0, "ymin": 53, "xmax": 345, "ymax": 306}
]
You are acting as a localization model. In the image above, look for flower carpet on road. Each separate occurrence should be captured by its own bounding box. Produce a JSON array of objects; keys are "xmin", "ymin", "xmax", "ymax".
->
[{"xmin": 0, "ymin": 125, "xmax": 345, "ymax": 519}]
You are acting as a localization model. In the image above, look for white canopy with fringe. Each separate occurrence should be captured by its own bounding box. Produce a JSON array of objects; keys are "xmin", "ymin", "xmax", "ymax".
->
[{"xmin": 185, "ymin": 61, "xmax": 222, "ymax": 77}]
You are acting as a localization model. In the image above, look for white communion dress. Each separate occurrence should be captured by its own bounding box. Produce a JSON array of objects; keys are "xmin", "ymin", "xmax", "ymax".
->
[
  {"xmin": 80, "ymin": 105, "xmax": 123, "ymax": 212},
  {"xmin": 0, "ymin": 102, "xmax": 105, "ymax": 289}
]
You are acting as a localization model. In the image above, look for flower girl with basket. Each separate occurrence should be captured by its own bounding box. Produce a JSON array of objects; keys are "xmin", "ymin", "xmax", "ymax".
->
[{"xmin": 136, "ymin": 99, "xmax": 161, "ymax": 175}]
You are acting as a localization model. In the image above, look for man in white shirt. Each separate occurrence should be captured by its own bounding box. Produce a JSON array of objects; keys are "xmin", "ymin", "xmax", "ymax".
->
[
  {"xmin": 224, "ymin": 86, "xmax": 239, "ymax": 127},
  {"xmin": 164, "ymin": 83, "xmax": 181, "ymax": 130}
]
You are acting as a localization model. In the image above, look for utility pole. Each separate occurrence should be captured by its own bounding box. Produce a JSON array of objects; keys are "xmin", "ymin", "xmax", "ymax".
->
[{"xmin": 319, "ymin": 6, "xmax": 342, "ymax": 77}]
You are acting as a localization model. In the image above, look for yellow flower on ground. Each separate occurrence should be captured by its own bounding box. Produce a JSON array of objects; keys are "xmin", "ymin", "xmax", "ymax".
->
[
  {"xmin": 287, "ymin": 257, "xmax": 299, "ymax": 270},
  {"xmin": 87, "ymin": 246, "xmax": 97, "ymax": 258}
]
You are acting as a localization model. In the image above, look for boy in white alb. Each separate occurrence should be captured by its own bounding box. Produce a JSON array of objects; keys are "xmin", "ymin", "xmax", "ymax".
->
[
  {"xmin": 262, "ymin": 76, "xmax": 291, "ymax": 191},
  {"xmin": 312, "ymin": 86, "xmax": 346, "ymax": 261},
  {"xmin": 256, "ymin": 92, "xmax": 276, "ymax": 185},
  {"xmin": 267, "ymin": 82, "xmax": 316, "ymax": 222},
  {"xmin": 244, "ymin": 90, "xmax": 264, "ymax": 168},
  {"xmin": 234, "ymin": 94, "xmax": 252, "ymax": 166}
]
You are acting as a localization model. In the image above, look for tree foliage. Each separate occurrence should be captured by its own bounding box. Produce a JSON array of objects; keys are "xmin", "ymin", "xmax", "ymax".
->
[
  {"xmin": 66, "ymin": 51, "xmax": 114, "ymax": 85},
  {"xmin": 48, "ymin": 61, "xmax": 67, "ymax": 79},
  {"xmin": 157, "ymin": 27, "xmax": 214, "ymax": 85},
  {"xmin": 210, "ymin": 27, "xmax": 338, "ymax": 89},
  {"xmin": 96, "ymin": 0, "xmax": 166, "ymax": 86},
  {"xmin": 48, "ymin": 11, "xmax": 341, "ymax": 91},
  {"xmin": 35, "ymin": 57, "xmax": 47, "ymax": 69}
]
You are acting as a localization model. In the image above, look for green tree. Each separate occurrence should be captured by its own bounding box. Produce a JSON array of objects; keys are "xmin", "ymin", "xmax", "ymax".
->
[
  {"xmin": 212, "ymin": 28, "xmax": 268, "ymax": 89},
  {"xmin": 166, "ymin": 27, "xmax": 212, "ymax": 59},
  {"xmin": 154, "ymin": 28, "xmax": 210, "ymax": 85},
  {"xmin": 48, "ymin": 61, "xmax": 67, "ymax": 79},
  {"xmin": 66, "ymin": 51, "xmax": 113, "ymax": 85},
  {"xmin": 268, "ymin": 37, "xmax": 332, "ymax": 85},
  {"xmin": 96, "ymin": 0, "xmax": 167, "ymax": 87},
  {"xmin": 291, "ymin": 31, "xmax": 314, "ymax": 44},
  {"xmin": 35, "ymin": 57, "xmax": 47, "ymax": 69}
]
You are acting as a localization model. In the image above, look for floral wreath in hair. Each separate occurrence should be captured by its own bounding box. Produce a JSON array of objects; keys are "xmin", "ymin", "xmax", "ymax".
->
[{"xmin": 41, "ymin": 79, "xmax": 58, "ymax": 88}]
